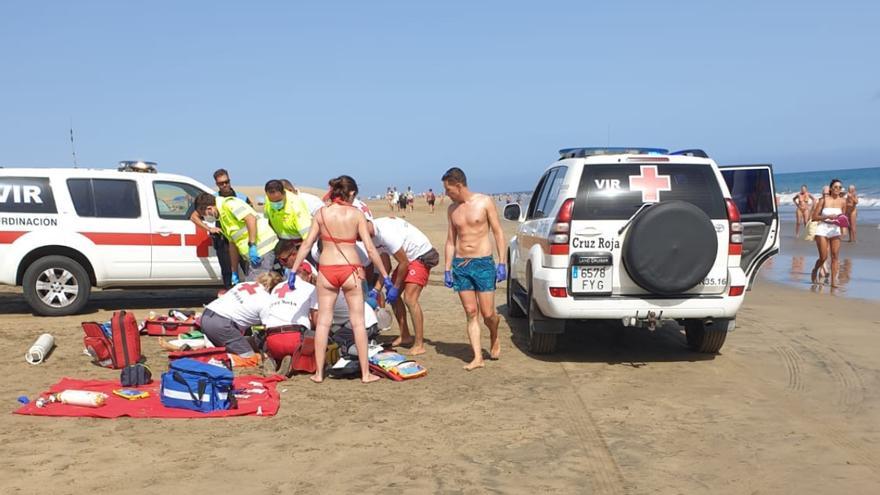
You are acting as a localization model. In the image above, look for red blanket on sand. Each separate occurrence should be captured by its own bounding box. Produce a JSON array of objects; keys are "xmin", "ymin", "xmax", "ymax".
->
[{"xmin": 14, "ymin": 375, "xmax": 283, "ymax": 419}]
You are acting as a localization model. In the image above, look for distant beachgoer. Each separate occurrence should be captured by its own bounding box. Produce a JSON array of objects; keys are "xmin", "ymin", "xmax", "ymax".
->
[
  {"xmin": 442, "ymin": 167, "xmax": 506, "ymax": 370},
  {"xmin": 811, "ymin": 179, "xmax": 846, "ymax": 287},
  {"xmin": 845, "ymin": 184, "xmax": 859, "ymax": 242},
  {"xmin": 792, "ymin": 185, "xmax": 815, "ymax": 237},
  {"xmin": 426, "ymin": 188, "xmax": 436, "ymax": 213}
]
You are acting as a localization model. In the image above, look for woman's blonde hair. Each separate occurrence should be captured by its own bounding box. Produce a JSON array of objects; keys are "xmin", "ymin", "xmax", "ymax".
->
[{"xmin": 255, "ymin": 271, "xmax": 282, "ymax": 291}]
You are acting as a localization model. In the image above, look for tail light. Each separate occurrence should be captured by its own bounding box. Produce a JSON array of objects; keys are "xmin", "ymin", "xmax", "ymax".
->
[
  {"xmin": 549, "ymin": 198, "xmax": 575, "ymax": 255},
  {"xmin": 725, "ymin": 199, "xmax": 743, "ymax": 256},
  {"xmin": 728, "ymin": 285, "xmax": 745, "ymax": 296},
  {"xmin": 549, "ymin": 287, "xmax": 567, "ymax": 298}
]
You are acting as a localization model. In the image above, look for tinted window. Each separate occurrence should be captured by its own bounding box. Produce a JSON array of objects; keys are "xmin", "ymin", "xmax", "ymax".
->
[
  {"xmin": 573, "ymin": 163, "xmax": 726, "ymax": 220},
  {"xmin": 153, "ymin": 181, "xmax": 203, "ymax": 220},
  {"xmin": 66, "ymin": 178, "xmax": 140, "ymax": 218},
  {"xmin": 540, "ymin": 167, "xmax": 567, "ymax": 217},
  {"xmin": 721, "ymin": 168, "xmax": 775, "ymax": 215},
  {"xmin": 67, "ymin": 179, "xmax": 95, "ymax": 217},
  {"xmin": 526, "ymin": 172, "xmax": 550, "ymax": 219},
  {"xmin": 0, "ymin": 177, "xmax": 57, "ymax": 213}
]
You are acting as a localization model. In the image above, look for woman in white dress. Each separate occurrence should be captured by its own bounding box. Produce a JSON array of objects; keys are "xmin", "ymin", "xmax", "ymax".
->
[{"xmin": 811, "ymin": 179, "xmax": 847, "ymax": 287}]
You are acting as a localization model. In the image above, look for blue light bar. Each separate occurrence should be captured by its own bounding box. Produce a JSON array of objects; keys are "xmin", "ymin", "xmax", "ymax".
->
[{"xmin": 558, "ymin": 147, "xmax": 670, "ymax": 159}]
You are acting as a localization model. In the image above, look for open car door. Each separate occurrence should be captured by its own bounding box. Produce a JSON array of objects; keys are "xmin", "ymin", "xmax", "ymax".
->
[{"xmin": 720, "ymin": 164, "xmax": 780, "ymax": 289}]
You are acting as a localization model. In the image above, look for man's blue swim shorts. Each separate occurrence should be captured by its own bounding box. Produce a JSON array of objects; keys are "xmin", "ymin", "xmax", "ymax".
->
[{"xmin": 452, "ymin": 256, "xmax": 496, "ymax": 292}]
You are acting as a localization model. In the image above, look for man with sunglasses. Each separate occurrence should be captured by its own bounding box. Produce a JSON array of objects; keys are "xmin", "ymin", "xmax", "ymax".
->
[{"xmin": 189, "ymin": 169, "xmax": 255, "ymax": 288}]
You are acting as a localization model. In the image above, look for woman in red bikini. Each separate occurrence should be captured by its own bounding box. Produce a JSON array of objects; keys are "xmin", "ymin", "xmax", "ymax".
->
[{"xmin": 289, "ymin": 175, "xmax": 390, "ymax": 383}]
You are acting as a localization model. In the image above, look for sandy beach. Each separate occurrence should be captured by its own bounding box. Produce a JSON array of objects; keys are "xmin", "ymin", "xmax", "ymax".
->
[{"xmin": 1, "ymin": 200, "xmax": 879, "ymax": 494}]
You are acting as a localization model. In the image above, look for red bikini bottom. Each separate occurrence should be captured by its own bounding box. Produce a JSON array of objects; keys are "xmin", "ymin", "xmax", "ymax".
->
[{"xmin": 319, "ymin": 264, "xmax": 363, "ymax": 288}]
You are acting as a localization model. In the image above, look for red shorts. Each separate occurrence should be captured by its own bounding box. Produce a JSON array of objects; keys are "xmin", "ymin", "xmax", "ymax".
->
[{"xmin": 393, "ymin": 259, "xmax": 431, "ymax": 287}]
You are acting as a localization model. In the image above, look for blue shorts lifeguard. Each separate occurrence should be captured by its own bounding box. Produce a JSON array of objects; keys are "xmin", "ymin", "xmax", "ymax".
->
[{"xmin": 451, "ymin": 256, "xmax": 496, "ymax": 292}]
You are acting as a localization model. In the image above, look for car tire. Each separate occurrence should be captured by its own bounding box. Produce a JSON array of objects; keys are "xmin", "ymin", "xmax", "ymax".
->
[
  {"xmin": 528, "ymin": 281, "xmax": 559, "ymax": 354},
  {"xmin": 22, "ymin": 255, "xmax": 91, "ymax": 316},
  {"xmin": 506, "ymin": 253, "xmax": 525, "ymax": 318},
  {"xmin": 684, "ymin": 319, "xmax": 728, "ymax": 353}
]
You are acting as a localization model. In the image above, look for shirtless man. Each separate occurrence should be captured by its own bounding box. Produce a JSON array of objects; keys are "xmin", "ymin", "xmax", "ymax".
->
[
  {"xmin": 442, "ymin": 167, "xmax": 506, "ymax": 370},
  {"xmin": 792, "ymin": 185, "xmax": 815, "ymax": 237}
]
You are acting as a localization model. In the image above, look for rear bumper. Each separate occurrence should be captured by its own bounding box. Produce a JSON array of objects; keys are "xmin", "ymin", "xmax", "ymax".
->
[{"xmin": 531, "ymin": 265, "xmax": 745, "ymax": 320}]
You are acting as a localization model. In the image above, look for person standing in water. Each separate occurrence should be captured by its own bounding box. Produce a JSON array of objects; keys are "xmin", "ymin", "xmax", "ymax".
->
[
  {"xmin": 442, "ymin": 167, "xmax": 506, "ymax": 371},
  {"xmin": 845, "ymin": 184, "xmax": 859, "ymax": 243},
  {"xmin": 792, "ymin": 185, "xmax": 815, "ymax": 238},
  {"xmin": 811, "ymin": 179, "xmax": 846, "ymax": 288}
]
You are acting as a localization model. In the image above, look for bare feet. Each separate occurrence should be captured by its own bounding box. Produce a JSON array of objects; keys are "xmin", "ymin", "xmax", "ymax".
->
[
  {"xmin": 489, "ymin": 340, "xmax": 501, "ymax": 360},
  {"xmin": 464, "ymin": 359, "xmax": 484, "ymax": 371},
  {"xmin": 409, "ymin": 345, "xmax": 426, "ymax": 356},
  {"xmin": 362, "ymin": 373, "xmax": 381, "ymax": 383},
  {"xmin": 811, "ymin": 268, "xmax": 819, "ymax": 284},
  {"xmin": 391, "ymin": 336, "xmax": 414, "ymax": 347},
  {"xmin": 309, "ymin": 374, "xmax": 324, "ymax": 384}
]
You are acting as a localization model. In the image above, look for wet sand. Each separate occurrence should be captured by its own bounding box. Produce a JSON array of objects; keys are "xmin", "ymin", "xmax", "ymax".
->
[{"xmin": 1, "ymin": 200, "xmax": 879, "ymax": 494}]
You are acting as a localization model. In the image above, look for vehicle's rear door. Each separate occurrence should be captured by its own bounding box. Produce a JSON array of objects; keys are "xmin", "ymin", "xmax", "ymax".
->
[
  {"xmin": 148, "ymin": 179, "xmax": 221, "ymax": 282},
  {"xmin": 720, "ymin": 164, "xmax": 780, "ymax": 288}
]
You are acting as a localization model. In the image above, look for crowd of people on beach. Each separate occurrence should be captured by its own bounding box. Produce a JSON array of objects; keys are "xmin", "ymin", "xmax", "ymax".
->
[
  {"xmin": 384, "ymin": 186, "xmax": 441, "ymax": 214},
  {"xmin": 793, "ymin": 179, "xmax": 860, "ymax": 289},
  {"xmin": 185, "ymin": 168, "xmax": 507, "ymax": 383}
]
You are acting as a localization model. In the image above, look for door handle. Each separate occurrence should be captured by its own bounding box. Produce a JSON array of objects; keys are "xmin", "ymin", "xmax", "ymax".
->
[{"xmin": 157, "ymin": 230, "xmax": 172, "ymax": 237}]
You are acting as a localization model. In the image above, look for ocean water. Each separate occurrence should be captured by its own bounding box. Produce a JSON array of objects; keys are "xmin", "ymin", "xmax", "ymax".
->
[{"xmin": 775, "ymin": 166, "xmax": 880, "ymax": 224}]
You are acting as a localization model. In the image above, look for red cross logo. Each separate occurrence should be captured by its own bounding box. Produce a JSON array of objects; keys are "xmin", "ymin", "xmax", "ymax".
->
[
  {"xmin": 629, "ymin": 165, "xmax": 671, "ymax": 203},
  {"xmin": 237, "ymin": 282, "xmax": 260, "ymax": 295},
  {"xmin": 184, "ymin": 228, "xmax": 212, "ymax": 257},
  {"xmin": 274, "ymin": 284, "xmax": 294, "ymax": 298}
]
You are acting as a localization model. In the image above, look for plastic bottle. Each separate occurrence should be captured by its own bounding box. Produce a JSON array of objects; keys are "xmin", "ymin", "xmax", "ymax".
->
[{"xmin": 56, "ymin": 390, "xmax": 108, "ymax": 407}]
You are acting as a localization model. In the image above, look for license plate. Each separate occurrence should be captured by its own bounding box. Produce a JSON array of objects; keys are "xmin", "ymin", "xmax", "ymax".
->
[{"xmin": 570, "ymin": 265, "xmax": 612, "ymax": 294}]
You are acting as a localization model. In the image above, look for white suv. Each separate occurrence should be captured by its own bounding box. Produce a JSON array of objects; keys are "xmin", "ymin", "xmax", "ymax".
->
[
  {"xmin": 0, "ymin": 165, "xmax": 223, "ymax": 316},
  {"xmin": 504, "ymin": 148, "xmax": 779, "ymax": 354}
]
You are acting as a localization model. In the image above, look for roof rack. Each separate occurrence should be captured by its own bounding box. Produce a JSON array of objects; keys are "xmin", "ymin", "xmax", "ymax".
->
[
  {"xmin": 558, "ymin": 147, "xmax": 669, "ymax": 159},
  {"xmin": 118, "ymin": 160, "xmax": 158, "ymax": 173},
  {"xmin": 670, "ymin": 149, "xmax": 709, "ymax": 158}
]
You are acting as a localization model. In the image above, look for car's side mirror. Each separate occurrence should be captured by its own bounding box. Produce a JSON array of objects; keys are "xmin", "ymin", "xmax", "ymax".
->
[{"xmin": 503, "ymin": 203, "xmax": 522, "ymax": 221}]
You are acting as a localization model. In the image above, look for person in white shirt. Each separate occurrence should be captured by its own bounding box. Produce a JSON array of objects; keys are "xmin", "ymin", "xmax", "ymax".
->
[
  {"xmin": 369, "ymin": 217, "xmax": 439, "ymax": 355},
  {"xmin": 202, "ymin": 271, "xmax": 281, "ymax": 356},
  {"xmin": 258, "ymin": 263, "xmax": 319, "ymax": 375}
]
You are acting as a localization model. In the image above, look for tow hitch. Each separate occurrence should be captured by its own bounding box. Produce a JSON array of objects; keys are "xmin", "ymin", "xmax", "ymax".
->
[{"xmin": 621, "ymin": 310, "xmax": 663, "ymax": 331}]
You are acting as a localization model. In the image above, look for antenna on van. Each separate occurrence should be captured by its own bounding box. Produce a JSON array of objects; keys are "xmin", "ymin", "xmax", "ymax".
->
[{"xmin": 69, "ymin": 117, "xmax": 78, "ymax": 168}]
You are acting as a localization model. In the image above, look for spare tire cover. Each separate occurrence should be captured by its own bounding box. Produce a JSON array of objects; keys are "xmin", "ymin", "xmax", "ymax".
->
[{"xmin": 621, "ymin": 200, "xmax": 718, "ymax": 295}]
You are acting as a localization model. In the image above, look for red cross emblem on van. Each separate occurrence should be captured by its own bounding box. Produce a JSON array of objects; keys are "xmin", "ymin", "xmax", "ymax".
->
[{"xmin": 629, "ymin": 165, "xmax": 671, "ymax": 203}]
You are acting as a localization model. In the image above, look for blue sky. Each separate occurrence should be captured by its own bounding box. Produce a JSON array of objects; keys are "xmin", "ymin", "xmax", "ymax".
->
[{"xmin": 1, "ymin": 1, "xmax": 878, "ymax": 195}]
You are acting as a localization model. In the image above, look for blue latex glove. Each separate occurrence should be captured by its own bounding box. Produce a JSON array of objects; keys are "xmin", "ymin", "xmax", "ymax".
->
[
  {"xmin": 366, "ymin": 291, "xmax": 379, "ymax": 309},
  {"xmin": 248, "ymin": 244, "xmax": 261, "ymax": 267},
  {"xmin": 230, "ymin": 272, "xmax": 240, "ymax": 286},
  {"xmin": 496, "ymin": 263, "xmax": 507, "ymax": 282},
  {"xmin": 383, "ymin": 276, "xmax": 394, "ymax": 292},
  {"xmin": 444, "ymin": 270, "xmax": 454, "ymax": 289},
  {"xmin": 287, "ymin": 269, "xmax": 296, "ymax": 290},
  {"xmin": 386, "ymin": 285, "xmax": 400, "ymax": 304}
]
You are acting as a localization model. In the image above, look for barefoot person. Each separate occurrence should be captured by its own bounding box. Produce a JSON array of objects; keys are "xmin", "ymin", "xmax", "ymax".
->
[
  {"xmin": 288, "ymin": 175, "xmax": 391, "ymax": 384},
  {"xmin": 369, "ymin": 217, "xmax": 439, "ymax": 355},
  {"xmin": 845, "ymin": 184, "xmax": 859, "ymax": 242},
  {"xmin": 442, "ymin": 167, "xmax": 506, "ymax": 370},
  {"xmin": 792, "ymin": 185, "xmax": 814, "ymax": 237},
  {"xmin": 811, "ymin": 179, "xmax": 846, "ymax": 288}
]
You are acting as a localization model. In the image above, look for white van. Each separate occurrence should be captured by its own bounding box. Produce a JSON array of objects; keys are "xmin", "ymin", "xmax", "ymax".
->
[{"xmin": 0, "ymin": 165, "xmax": 223, "ymax": 315}]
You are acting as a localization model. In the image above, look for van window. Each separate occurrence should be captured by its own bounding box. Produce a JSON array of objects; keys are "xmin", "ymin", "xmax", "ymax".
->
[
  {"xmin": 573, "ymin": 164, "xmax": 726, "ymax": 220},
  {"xmin": 0, "ymin": 177, "xmax": 57, "ymax": 214},
  {"xmin": 525, "ymin": 172, "xmax": 550, "ymax": 220},
  {"xmin": 153, "ymin": 181, "xmax": 203, "ymax": 220},
  {"xmin": 67, "ymin": 179, "xmax": 141, "ymax": 219},
  {"xmin": 540, "ymin": 167, "xmax": 567, "ymax": 217}
]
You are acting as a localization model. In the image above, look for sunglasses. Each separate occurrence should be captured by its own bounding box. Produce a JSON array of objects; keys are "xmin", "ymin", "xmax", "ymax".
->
[
  {"xmin": 832, "ymin": 185, "xmax": 842, "ymax": 189},
  {"xmin": 216, "ymin": 180, "xmax": 230, "ymax": 186}
]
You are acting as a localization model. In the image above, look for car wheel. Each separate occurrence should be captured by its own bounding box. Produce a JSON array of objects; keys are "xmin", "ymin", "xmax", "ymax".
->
[
  {"xmin": 684, "ymin": 319, "xmax": 728, "ymax": 353},
  {"xmin": 22, "ymin": 255, "xmax": 91, "ymax": 316},
  {"xmin": 527, "ymin": 279, "xmax": 558, "ymax": 354},
  {"xmin": 506, "ymin": 252, "xmax": 525, "ymax": 318}
]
